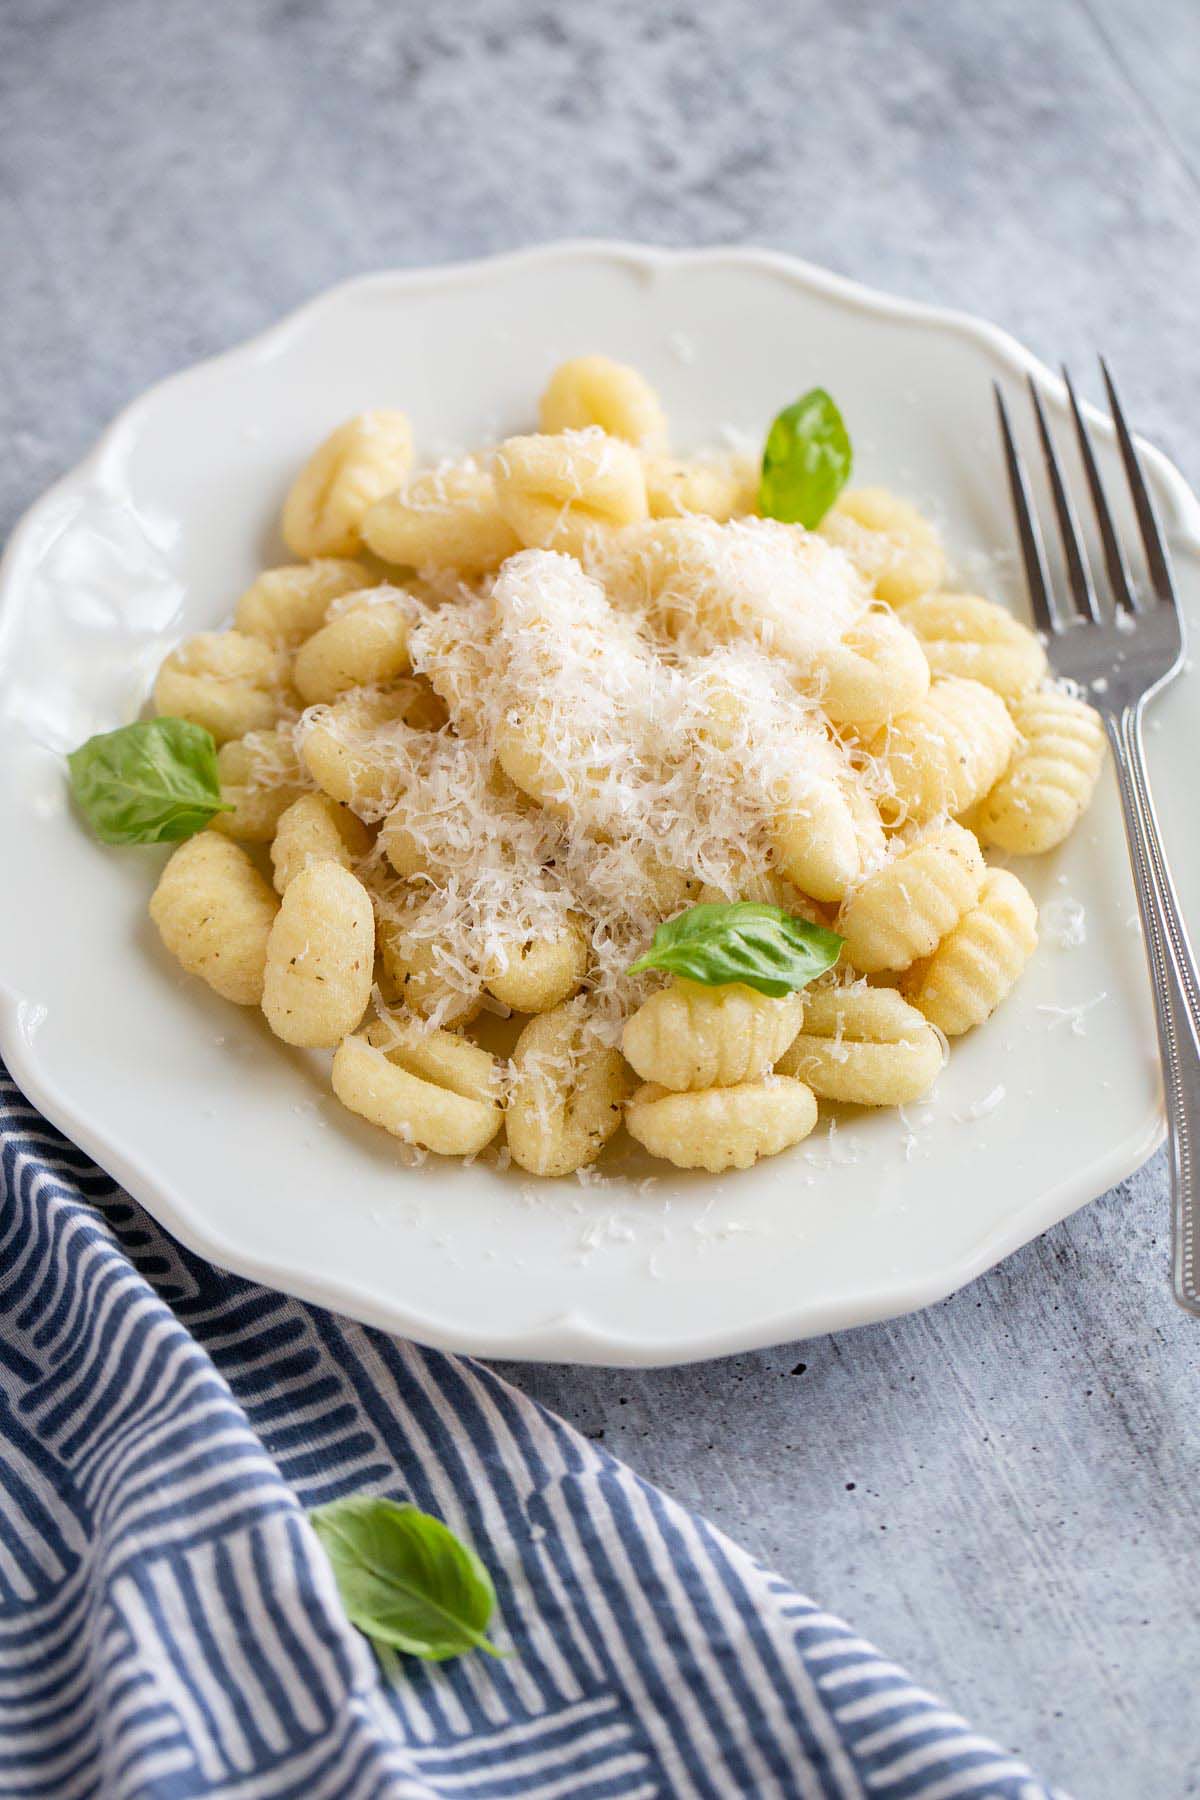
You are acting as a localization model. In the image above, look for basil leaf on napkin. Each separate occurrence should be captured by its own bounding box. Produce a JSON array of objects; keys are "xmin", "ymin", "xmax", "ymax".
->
[
  {"xmin": 628, "ymin": 901, "xmax": 843, "ymax": 997},
  {"xmin": 67, "ymin": 717, "xmax": 231, "ymax": 844},
  {"xmin": 759, "ymin": 388, "xmax": 852, "ymax": 528},
  {"xmin": 309, "ymin": 1496, "xmax": 499, "ymax": 1661}
]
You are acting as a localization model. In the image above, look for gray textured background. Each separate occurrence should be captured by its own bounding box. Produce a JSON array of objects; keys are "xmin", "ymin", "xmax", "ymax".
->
[{"xmin": 4, "ymin": 2, "xmax": 1199, "ymax": 1793}]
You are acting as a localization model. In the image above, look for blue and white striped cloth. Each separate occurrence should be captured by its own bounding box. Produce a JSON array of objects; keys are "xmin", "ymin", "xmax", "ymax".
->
[{"xmin": 0, "ymin": 1060, "xmax": 1066, "ymax": 1800}]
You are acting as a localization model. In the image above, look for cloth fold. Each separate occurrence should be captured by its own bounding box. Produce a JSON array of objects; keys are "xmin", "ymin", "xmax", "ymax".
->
[{"xmin": 0, "ymin": 1062, "xmax": 1064, "ymax": 1800}]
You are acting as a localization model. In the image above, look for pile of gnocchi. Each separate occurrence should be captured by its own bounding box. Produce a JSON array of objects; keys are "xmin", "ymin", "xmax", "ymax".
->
[{"xmin": 103, "ymin": 355, "xmax": 1107, "ymax": 1180}]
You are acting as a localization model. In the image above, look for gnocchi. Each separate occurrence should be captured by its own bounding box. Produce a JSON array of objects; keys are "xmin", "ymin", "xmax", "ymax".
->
[
  {"xmin": 282, "ymin": 411, "xmax": 413, "ymax": 558},
  {"xmin": 299, "ymin": 681, "xmax": 445, "ymax": 817},
  {"xmin": 365, "ymin": 1014, "xmax": 502, "ymax": 1104},
  {"xmin": 975, "ymin": 690, "xmax": 1106, "ymax": 854},
  {"xmin": 492, "ymin": 430, "xmax": 649, "ymax": 558},
  {"xmin": 898, "ymin": 591, "xmax": 1047, "ymax": 698},
  {"xmin": 906, "ymin": 868, "xmax": 1038, "ymax": 1034},
  {"xmin": 820, "ymin": 487, "xmax": 946, "ymax": 604},
  {"xmin": 293, "ymin": 588, "xmax": 415, "ymax": 705},
  {"xmin": 871, "ymin": 677, "xmax": 1018, "ymax": 825},
  {"xmin": 837, "ymin": 821, "xmax": 986, "ymax": 974},
  {"xmin": 211, "ymin": 727, "xmax": 309, "ymax": 842},
  {"xmin": 540, "ymin": 355, "xmax": 668, "ymax": 450},
  {"xmin": 376, "ymin": 908, "xmax": 482, "ymax": 1025},
  {"xmin": 776, "ymin": 985, "xmax": 943, "ymax": 1105},
  {"xmin": 642, "ymin": 451, "xmax": 759, "ymax": 522},
  {"xmin": 770, "ymin": 752, "xmax": 883, "ymax": 904},
  {"xmin": 623, "ymin": 978, "xmax": 804, "ymax": 1090},
  {"xmin": 506, "ymin": 1003, "xmax": 632, "ymax": 1177},
  {"xmin": 332, "ymin": 1030, "xmax": 501, "ymax": 1156},
  {"xmin": 270, "ymin": 792, "xmax": 372, "ymax": 894},
  {"xmin": 815, "ymin": 607, "xmax": 931, "ymax": 728},
  {"xmin": 153, "ymin": 631, "xmax": 294, "ymax": 746},
  {"xmin": 261, "ymin": 862, "xmax": 375, "ymax": 1047},
  {"xmin": 625, "ymin": 1077, "xmax": 818, "ymax": 1172},
  {"xmin": 362, "ymin": 461, "xmax": 521, "ymax": 575},
  {"xmin": 150, "ymin": 833, "xmax": 278, "ymax": 1006},
  {"xmin": 234, "ymin": 559, "xmax": 375, "ymax": 647},
  {"xmin": 481, "ymin": 921, "xmax": 589, "ymax": 1015}
]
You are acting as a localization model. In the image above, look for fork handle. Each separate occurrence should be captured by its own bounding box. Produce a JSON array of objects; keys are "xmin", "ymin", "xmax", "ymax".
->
[{"xmin": 1107, "ymin": 702, "xmax": 1200, "ymax": 1313}]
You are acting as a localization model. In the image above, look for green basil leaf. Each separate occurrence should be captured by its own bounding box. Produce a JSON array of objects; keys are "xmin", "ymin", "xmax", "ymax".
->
[
  {"xmin": 759, "ymin": 388, "xmax": 852, "ymax": 528},
  {"xmin": 628, "ymin": 901, "xmax": 843, "ymax": 997},
  {"xmin": 67, "ymin": 717, "xmax": 231, "ymax": 845},
  {"xmin": 309, "ymin": 1496, "xmax": 499, "ymax": 1661}
]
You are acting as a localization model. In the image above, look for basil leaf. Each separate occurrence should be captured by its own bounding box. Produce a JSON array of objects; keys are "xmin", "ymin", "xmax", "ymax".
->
[
  {"xmin": 759, "ymin": 388, "xmax": 852, "ymax": 528},
  {"xmin": 628, "ymin": 901, "xmax": 843, "ymax": 997},
  {"xmin": 67, "ymin": 717, "xmax": 231, "ymax": 845},
  {"xmin": 309, "ymin": 1496, "xmax": 499, "ymax": 1661}
]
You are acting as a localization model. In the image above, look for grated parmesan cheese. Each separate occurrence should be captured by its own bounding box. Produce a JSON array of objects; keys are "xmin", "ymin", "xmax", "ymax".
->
[
  {"xmin": 593, "ymin": 514, "xmax": 870, "ymax": 669},
  {"xmin": 1041, "ymin": 896, "xmax": 1088, "ymax": 950},
  {"xmin": 803, "ymin": 1117, "xmax": 861, "ymax": 1170},
  {"xmin": 364, "ymin": 543, "xmax": 875, "ymax": 1049},
  {"xmin": 953, "ymin": 1084, "xmax": 1007, "ymax": 1123},
  {"xmin": 1035, "ymin": 993, "xmax": 1108, "ymax": 1036}
]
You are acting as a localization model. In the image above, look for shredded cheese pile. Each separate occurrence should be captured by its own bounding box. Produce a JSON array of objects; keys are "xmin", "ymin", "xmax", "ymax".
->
[
  {"xmin": 594, "ymin": 514, "xmax": 870, "ymax": 665},
  {"xmin": 294, "ymin": 530, "xmax": 871, "ymax": 1042}
]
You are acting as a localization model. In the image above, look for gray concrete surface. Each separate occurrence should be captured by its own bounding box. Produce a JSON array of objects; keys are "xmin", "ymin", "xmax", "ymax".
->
[{"xmin": 3, "ymin": 2, "xmax": 1199, "ymax": 1793}]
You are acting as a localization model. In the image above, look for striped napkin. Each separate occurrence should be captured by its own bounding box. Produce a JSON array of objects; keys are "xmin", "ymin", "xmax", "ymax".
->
[{"xmin": 0, "ymin": 1061, "xmax": 1066, "ymax": 1800}]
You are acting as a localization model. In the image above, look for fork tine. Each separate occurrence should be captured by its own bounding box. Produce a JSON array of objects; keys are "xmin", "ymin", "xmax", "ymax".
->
[
  {"xmin": 1027, "ymin": 376, "xmax": 1101, "ymax": 623},
  {"xmin": 994, "ymin": 382, "xmax": 1057, "ymax": 636},
  {"xmin": 1063, "ymin": 365, "xmax": 1137, "ymax": 612},
  {"xmin": 1100, "ymin": 358, "xmax": 1176, "ymax": 605}
]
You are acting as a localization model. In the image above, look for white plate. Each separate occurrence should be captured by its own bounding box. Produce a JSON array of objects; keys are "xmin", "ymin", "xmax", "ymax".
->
[{"xmin": 1, "ymin": 242, "xmax": 1194, "ymax": 1366}]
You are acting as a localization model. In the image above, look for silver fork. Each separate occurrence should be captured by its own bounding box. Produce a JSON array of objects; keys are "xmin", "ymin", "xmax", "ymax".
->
[{"xmin": 995, "ymin": 364, "xmax": 1200, "ymax": 1315}]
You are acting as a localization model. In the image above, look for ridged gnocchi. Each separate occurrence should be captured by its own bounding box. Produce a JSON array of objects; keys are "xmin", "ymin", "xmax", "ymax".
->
[
  {"xmin": 623, "ymin": 978, "xmax": 804, "ymax": 1090},
  {"xmin": 492, "ymin": 431, "xmax": 649, "ymax": 558},
  {"xmin": 898, "ymin": 591, "xmax": 1047, "ymax": 698},
  {"xmin": 332, "ymin": 1028, "xmax": 501, "ymax": 1157},
  {"xmin": 871, "ymin": 677, "xmax": 1017, "ymax": 825},
  {"xmin": 149, "ymin": 834, "xmax": 278, "ymax": 1005},
  {"xmin": 776, "ymin": 985, "xmax": 943, "ymax": 1105},
  {"xmin": 282, "ymin": 411, "xmax": 413, "ymax": 558},
  {"xmin": 270, "ymin": 792, "xmax": 372, "ymax": 894},
  {"xmin": 540, "ymin": 355, "xmax": 668, "ymax": 451},
  {"xmin": 154, "ymin": 631, "xmax": 294, "ymax": 746},
  {"xmin": 625, "ymin": 1077, "xmax": 818, "ymax": 1172},
  {"xmin": 293, "ymin": 588, "xmax": 415, "ymax": 705},
  {"xmin": 906, "ymin": 869, "xmax": 1038, "ymax": 1034},
  {"xmin": 299, "ymin": 681, "xmax": 445, "ymax": 817},
  {"xmin": 506, "ymin": 1003, "xmax": 632, "ymax": 1177},
  {"xmin": 837, "ymin": 822, "xmax": 986, "ymax": 973},
  {"xmin": 211, "ymin": 728, "xmax": 309, "ymax": 842},
  {"xmin": 820, "ymin": 487, "xmax": 946, "ymax": 604},
  {"xmin": 234, "ymin": 560, "xmax": 375, "ymax": 648},
  {"xmin": 975, "ymin": 690, "xmax": 1106, "ymax": 854}
]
